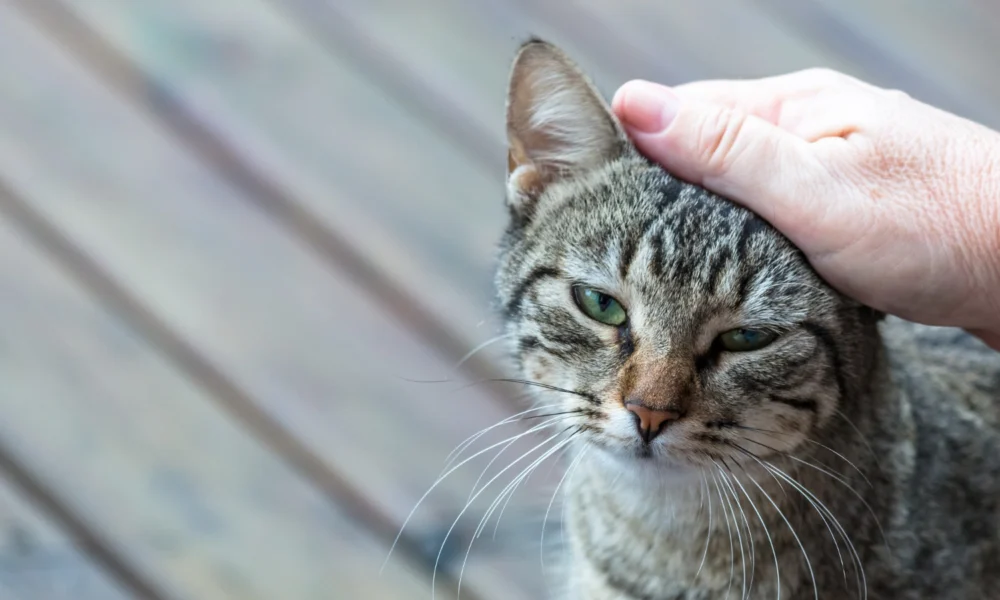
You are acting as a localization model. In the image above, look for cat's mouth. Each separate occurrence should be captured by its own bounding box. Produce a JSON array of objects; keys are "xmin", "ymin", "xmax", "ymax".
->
[
  {"xmin": 592, "ymin": 407, "xmax": 692, "ymax": 457},
  {"xmin": 594, "ymin": 429, "xmax": 695, "ymax": 467},
  {"xmin": 585, "ymin": 414, "xmax": 735, "ymax": 472}
]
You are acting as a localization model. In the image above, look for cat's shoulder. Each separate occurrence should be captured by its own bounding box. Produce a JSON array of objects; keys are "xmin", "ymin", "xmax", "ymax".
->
[
  {"xmin": 880, "ymin": 316, "xmax": 1000, "ymax": 425},
  {"xmin": 880, "ymin": 317, "xmax": 999, "ymax": 371}
]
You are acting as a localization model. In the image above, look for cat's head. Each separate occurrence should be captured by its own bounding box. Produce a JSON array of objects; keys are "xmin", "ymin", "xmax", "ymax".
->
[{"xmin": 496, "ymin": 40, "xmax": 881, "ymax": 474}]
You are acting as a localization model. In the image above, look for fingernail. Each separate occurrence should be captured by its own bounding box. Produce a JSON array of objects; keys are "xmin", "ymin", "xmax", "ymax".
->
[{"xmin": 613, "ymin": 80, "xmax": 680, "ymax": 134}]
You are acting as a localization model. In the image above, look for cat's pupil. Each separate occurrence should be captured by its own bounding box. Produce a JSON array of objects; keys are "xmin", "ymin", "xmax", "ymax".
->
[{"xmin": 597, "ymin": 294, "xmax": 612, "ymax": 312}]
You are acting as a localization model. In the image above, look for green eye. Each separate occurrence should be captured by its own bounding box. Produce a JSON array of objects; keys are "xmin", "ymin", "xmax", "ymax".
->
[
  {"xmin": 572, "ymin": 286, "xmax": 627, "ymax": 326},
  {"xmin": 718, "ymin": 328, "xmax": 777, "ymax": 352}
]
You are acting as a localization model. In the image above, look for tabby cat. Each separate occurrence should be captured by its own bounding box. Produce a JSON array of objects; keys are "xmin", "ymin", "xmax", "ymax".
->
[{"xmin": 496, "ymin": 39, "xmax": 1000, "ymax": 599}]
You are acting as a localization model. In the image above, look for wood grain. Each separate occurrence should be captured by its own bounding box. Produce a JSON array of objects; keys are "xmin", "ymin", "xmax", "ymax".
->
[
  {"xmin": 0, "ymin": 6, "xmax": 459, "ymax": 599},
  {"xmin": 1, "ymin": 4, "xmax": 559, "ymax": 598},
  {"xmin": 64, "ymin": 0, "xmax": 509, "ymax": 349},
  {"xmin": 3, "ymin": 0, "xmax": 997, "ymax": 598},
  {"xmin": 0, "ymin": 477, "xmax": 133, "ymax": 600},
  {"xmin": 0, "ymin": 198, "xmax": 442, "ymax": 600}
]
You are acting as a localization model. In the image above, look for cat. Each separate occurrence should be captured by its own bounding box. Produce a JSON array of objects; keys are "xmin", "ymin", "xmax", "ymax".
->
[{"xmin": 495, "ymin": 39, "xmax": 1000, "ymax": 599}]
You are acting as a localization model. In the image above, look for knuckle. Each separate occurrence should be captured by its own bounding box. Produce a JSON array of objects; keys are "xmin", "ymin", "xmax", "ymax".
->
[{"xmin": 696, "ymin": 106, "xmax": 750, "ymax": 177}]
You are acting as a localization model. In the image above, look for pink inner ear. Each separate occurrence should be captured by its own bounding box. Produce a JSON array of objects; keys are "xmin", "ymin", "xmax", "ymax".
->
[{"xmin": 507, "ymin": 138, "xmax": 532, "ymax": 175}]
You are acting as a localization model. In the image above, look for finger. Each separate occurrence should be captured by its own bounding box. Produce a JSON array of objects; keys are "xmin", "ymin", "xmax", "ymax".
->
[
  {"xmin": 623, "ymin": 78, "xmax": 878, "ymax": 142},
  {"xmin": 611, "ymin": 79, "xmax": 825, "ymax": 236},
  {"xmin": 671, "ymin": 68, "xmax": 874, "ymax": 116}
]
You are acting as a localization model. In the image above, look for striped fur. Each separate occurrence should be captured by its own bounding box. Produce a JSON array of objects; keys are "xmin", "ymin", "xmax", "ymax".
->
[{"xmin": 495, "ymin": 40, "xmax": 1000, "ymax": 599}]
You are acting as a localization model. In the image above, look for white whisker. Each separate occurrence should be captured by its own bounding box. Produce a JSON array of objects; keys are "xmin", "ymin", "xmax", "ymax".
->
[
  {"xmin": 545, "ymin": 434, "xmax": 578, "ymax": 479},
  {"xmin": 727, "ymin": 464, "xmax": 782, "ymax": 600},
  {"xmin": 738, "ymin": 426, "xmax": 873, "ymax": 488},
  {"xmin": 477, "ymin": 435, "xmax": 573, "ymax": 543},
  {"xmin": 467, "ymin": 414, "xmax": 573, "ymax": 501},
  {"xmin": 460, "ymin": 433, "xmax": 577, "ymax": 597},
  {"xmin": 742, "ymin": 461, "xmax": 820, "ymax": 600},
  {"xmin": 832, "ymin": 409, "xmax": 880, "ymax": 466},
  {"xmin": 443, "ymin": 403, "xmax": 561, "ymax": 471},
  {"xmin": 726, "ymin": 466, "xmax": 757, "ymax": 599},
  {"xmin": 763, "ymin": 461, "xmax": 866, "ymax": 600},
  {"xmin": 748, "ymin": 455, "xmax": 847, "ymax": 590},
  {"xmin": 454, "ymin": 333, "xmax": 517, "ymax": 369},
  {"xmin": 716, "ymin": 466, "xmax": 750, "ymax": 600},
  {"xmin": 693, "ymin": 471, "xmax": 714, "ymax": 584},
  {"xmin": 769, "ymin": 462, "xmax": 852, "ymax": 594},
  {"xmin": 711, "ymin": 470, "xmax": 736, "ymax": 600},
  {"xmin": 776, "ymin": 452, "xmax": 888, "ymax": 552},
  {"xmin": 698, "ymin": 470, "xmax": 707, "ymax": 513},
  {"xmin": 801, "ymin": 438, "xmax": 873, "ymax": 488},
  {"xmin": 542, "ymin": 443, "xmax": 589, "ymax": 569},
  {"xmin": 437, "ymin": 428, "xmax": 570, "ymax": 599},
  {"xmin": 384, "ymin": 416, "xmax": 564, "ymax": 574},
  {"xmin": 490, "ymin": 430, "xmax": 576, "ymax": 540}
]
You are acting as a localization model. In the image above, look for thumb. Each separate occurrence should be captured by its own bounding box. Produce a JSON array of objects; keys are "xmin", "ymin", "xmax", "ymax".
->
[{"xmin": 612, "ymin": 80, "xmax": 816, "ymax": 223}]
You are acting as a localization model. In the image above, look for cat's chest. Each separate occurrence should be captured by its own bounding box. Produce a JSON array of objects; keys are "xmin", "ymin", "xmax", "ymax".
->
[{"xmin": 562, "ymin": 479, "xmax": 819, "ymax": 600}]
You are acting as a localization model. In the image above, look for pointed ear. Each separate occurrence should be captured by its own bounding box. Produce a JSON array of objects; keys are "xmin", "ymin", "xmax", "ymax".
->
[{"xmin": 505, "ymin": 39, "xmax": 626, "ymax": 215}]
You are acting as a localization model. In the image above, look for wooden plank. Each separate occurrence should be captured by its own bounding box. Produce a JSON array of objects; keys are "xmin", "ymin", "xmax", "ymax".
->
[
  {"xmin": 0, "ymin": 442, "xmax": 165, "ymax": 600},
  {"xmin": 763, "ymin": 0, "xmax": 1000, "ymax": 127},
  {"xmin": 0, "ymin": 476, "xmax": 133, "ymax": 600},
  {"xmin": 0, "ymin": 580, "xmax": 26, "ymax": 600},
  {"xmin": 275, "ymin": 0, "xmax": 1000, "ymax": 331},
  {"xmin": 314, "ymin": 0, "xmax": 708, "ymax": 146},
  {"xmin": 57, "ymin": 0, "xmax": 851, "ymax": 364},
  {"xmin": 551, "ymin": 0, "xmax": 851, "ymax": 79},
  {"xmin": 535, "ymin": 0, "xmax": 999, "ymax": 127},
  {"xmin": 340, "ymin": 0, "xmax": 1000, "ymax": 132},
  {"xmin": 62, "ymin": 0, "xmax": 508, "ymax": 349},
  {"xmin": 1, "ymin": 5, "xmax": 557, "ymax": 599},
  {"xmin": 0, "ymin": 7, "xmax": 458, "ymax": 599},
  {"xmin": 282, "ymin": 0, "xmax": 619, "ymax": 149},
  {"xmin": 531, "ymin": 0, "xmax": 990, "ymax": 127},
  {"xmin": 0, "ymin": 206, "xmax": 440, "ymax": 599}
]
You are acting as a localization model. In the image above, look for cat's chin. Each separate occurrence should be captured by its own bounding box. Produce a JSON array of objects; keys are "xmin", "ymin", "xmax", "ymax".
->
[{"xmin": 590, "ymin": 443, "xmax": 705, "ymax": 487}]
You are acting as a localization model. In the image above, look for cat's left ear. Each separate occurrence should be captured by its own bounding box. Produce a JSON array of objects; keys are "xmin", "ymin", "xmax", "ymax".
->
[{"xmin": 505, "ymin": 39, "xmax": 627, "ymax": 217}]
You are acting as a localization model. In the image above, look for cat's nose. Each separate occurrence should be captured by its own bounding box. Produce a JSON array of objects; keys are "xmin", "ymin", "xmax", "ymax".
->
[{"xmin": 625, "ymin": 402, "xmax": 681, "ymax": 443}]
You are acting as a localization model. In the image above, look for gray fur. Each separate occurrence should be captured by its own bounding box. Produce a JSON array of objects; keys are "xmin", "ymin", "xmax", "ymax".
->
[{"xmin": 495, "ymin": 40, "xmax": 1000, "ymax": 599}]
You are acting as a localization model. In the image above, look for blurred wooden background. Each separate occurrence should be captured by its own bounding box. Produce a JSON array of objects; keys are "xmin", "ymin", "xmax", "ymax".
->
[{"xmin": 1, "ymin": 1, "xmax": 999, "ymax": 598}]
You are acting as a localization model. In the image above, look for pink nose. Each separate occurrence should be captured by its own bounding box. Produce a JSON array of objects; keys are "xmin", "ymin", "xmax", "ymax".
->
[{"xmin": 625, "ymin": 402, "xmax": 681, "ymax": 443}]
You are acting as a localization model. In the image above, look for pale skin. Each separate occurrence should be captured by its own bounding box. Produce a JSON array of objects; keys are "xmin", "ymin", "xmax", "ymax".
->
[{"xmin": 611, "ymin": 69, "xmax": 1000, "ymax": 351}]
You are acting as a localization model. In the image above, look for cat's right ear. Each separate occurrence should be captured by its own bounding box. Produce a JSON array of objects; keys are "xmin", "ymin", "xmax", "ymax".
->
[{"xmin": 505, "ymin": 39, "xmax": 626, "ymax": 218}]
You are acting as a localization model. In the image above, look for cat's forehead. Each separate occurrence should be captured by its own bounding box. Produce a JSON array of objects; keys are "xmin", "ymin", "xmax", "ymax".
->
[
  {"xmin": 534, "ymin": 158, "xmax": 797, "ymax": 271},
  {"xmin": 513, "ymin": 157, "xmax": 827, "ymax": 330}
]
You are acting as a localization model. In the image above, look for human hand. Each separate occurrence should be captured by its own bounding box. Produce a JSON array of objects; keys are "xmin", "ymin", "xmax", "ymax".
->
[{"xmin": 611, "ymin": 70, "xmax": 1000, "ymax": 350}]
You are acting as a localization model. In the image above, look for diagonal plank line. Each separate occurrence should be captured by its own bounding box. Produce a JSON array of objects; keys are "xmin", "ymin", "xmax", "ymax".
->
[
  {"xmin": 0, "ymin": 174, "xmax": 479, "ymax": 599},
  {"xmin": 752, "ymin": 0, "xmax": 996, "ymax": 126},
  {"xmin": 0, "ymin": 437, "xmax": 173, "ymax": 600},
  {"xmin": 498, "ymin": 0, "xmax": 704, "ymax": 84},
  {"xmin": 268, "ymin": 0, "xmax": 505, "ymax": 174},
  {"xmin": 9, "ymin": 0, "xmax": 518, "ymax": 413},
  {"xmin": 270, "ymin": 0, "xmax": 695, "ymax": 160}
]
